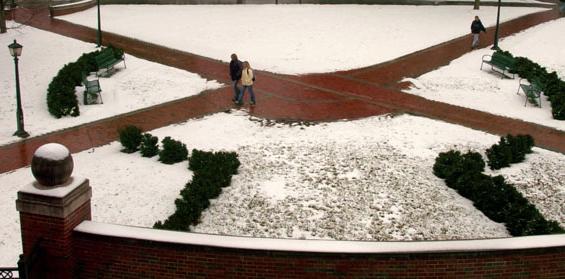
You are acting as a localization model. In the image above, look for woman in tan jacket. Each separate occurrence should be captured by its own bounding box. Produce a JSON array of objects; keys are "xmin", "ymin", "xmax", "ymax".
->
[{"xmin": 236, "ymin": 61, "xmax": 256, "ymax": 105}]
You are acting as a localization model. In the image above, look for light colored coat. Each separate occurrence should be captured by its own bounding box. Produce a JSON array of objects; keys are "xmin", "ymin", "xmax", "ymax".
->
[{"xmin": 241, "ymin": 68, "xmax": 254, "ymax": 86}]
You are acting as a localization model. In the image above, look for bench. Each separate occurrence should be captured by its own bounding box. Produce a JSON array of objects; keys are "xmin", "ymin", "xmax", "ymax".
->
[
  {"xmin": 95, "ymin": 48, "xmax": 126, "ymax": 77},
  {"xmin": 481, "ymin": 52, "xmax": 516, "ymax": 79},
  {"xmin": 82, "ymin": 73, "xmax": 103, "ymax": 105},
  {"xmin": 517, "ymin": 78, "xmax": 543, "ymax": 107}
]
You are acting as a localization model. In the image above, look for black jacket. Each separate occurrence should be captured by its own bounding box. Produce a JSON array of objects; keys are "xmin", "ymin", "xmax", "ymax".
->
[
  {"xmin": 230, "ymin": 60, "xmax": 243, "ymax": 81},
  {"xmin": 471, "ymin": 20, "xmax": 486, "ymax": 34}
]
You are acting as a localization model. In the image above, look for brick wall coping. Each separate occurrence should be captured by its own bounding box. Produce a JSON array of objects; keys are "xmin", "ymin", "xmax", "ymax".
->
[
  {"xmin": 75, "ymin": 221, "xmax": 565, "ymax": 254},
  {"xmin": 19, "ymin": 176, "xmax": 87, "ymax": 198}
]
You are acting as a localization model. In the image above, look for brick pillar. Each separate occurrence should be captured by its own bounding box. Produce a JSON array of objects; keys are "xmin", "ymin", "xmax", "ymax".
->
[{"xmin": 16, "ymin": 177, "xmax": 92, "ymax": 278}]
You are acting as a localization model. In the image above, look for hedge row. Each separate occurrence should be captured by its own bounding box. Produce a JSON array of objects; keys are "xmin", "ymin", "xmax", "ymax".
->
[
  {"xmin": 154, "ymin": 149, "xmax": 240, "ymax": 231},
  {"xmin": 47, "ymin": 46, "xmax": 124, "ymax": 118},
  {"xmin": 434, "ymin": 150, "xmax": 563, "ymax": 236},
  {"xmin": 498, "ymin": 50, "xmax": 565, "ymax": 120},
  {"xmin": 486, "ymin": 134, "xmax": 534, "ymax": 170},
  {"xmin": 118, "ymin": 125, "xmax": 187, "ymax": 164}
]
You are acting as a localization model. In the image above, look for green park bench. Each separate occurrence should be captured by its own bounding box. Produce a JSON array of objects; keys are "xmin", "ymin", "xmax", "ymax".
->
[
  {"xmin": 82, "ymin": 73, "xmax": 103, "ymax": 105},
  {"xmin": 517, "ymin": 78, "xmax": 543, "ymax": 107},
  {"xmin": 481, "ymin": 52, "xmax": 516, "ymax": 79},
  {"xmin": 95, "ymin": 48, "xmax": 126, "ymax": 77}
]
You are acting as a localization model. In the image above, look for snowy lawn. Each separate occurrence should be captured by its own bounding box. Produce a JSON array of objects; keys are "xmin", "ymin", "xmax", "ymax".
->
[
  {"xmin": 0, "ymin": 23, "xmax": 220, "ymax": 145},
  {"xmin": 1, "ymin": 112, "xmax": 564, "ymax": 266},
  {"xmin": 404, "ymin": 18, "xmax": 565, "ymax": 131},
  {"xmin": 0, "ymin": 3, "xmax": 562, "ymax": 269},
  {"xmin": 57, "ymin": 5, "xmax": 546, "ymax": 74}
]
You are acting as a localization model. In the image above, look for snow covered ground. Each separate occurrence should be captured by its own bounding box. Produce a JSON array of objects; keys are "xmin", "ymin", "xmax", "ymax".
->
[
  {"xmin": 405, "ymin": 18, "xmax": 565, "ymax": 131},
  {"xmin": 57, "ymin": 5, "xmax": 546, "ymax": 74},
  {"xmin": 0, "ymin": 4, "xmax": 563, "ymax": 268},
  {"xmin": 0, "ymin": 23, "xmax": 220, "ymax": 146},
  {"xmin": 1, "ymin": 111, "xmax": 563, "ymax": 266}
]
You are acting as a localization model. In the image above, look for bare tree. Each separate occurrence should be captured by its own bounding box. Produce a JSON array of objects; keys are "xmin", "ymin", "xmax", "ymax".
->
[
  {"xmin": 0, "ymin": 0, "xmax": 7, "ymax": 34},
  {"xmin": 474, "ymin": 0, "xmax": 480, "ymax": 10}
]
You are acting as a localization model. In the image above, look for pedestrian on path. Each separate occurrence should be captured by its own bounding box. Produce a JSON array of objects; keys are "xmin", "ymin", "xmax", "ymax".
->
[
  {"xmin": 237, "ymin": 61, "xmax": 256, "ymax": 106},
  {"xmin": 229, "ymin": 53, "xmax": 243, "ymax": 102},
  {"xmin": 471, "ymin": 16, "xmax": 487, "ymax": 49}
]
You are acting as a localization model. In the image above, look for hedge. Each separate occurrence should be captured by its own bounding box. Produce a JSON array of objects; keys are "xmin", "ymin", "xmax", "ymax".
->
[
  {"xmin": 47, "ymin": 45, "xmax": 124, "ymax": 118},
  {"xmin": 118, "ymin": 125, "xmax": 143, "ymax": 154},
  {"xmin": 433, "ymin": 149, "xmax": 563, "ymax": 236},
  {"xmin": 158, "ymin": 137, "xmax": 188, "ymax": 164},
  {"xmin": 154, "ymin": 149, "xmax": 240, "ymax": 231},
  {"xmin": 486, "ymin": 134, "xmax": 534, "ymax": 170},
  {"xmin": 498, "ymin": 50, "xmax": 565, "ymax": 120},
  {"xmin": 140, "ymin": 133, "xmax": 159, "ymax": 158}
]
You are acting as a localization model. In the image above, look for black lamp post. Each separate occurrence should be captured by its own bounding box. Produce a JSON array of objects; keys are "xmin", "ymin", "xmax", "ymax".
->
[
  {"xmin": 8, "ymin": 39, "xmax": 29, "ymax": 138},
  {"xmin": 491, "ymin": 0, "xmax": 501, "ymax": 50},
  {"xmin": 96, "ymin": 0, "xmax": 102, "ymax": 47}
]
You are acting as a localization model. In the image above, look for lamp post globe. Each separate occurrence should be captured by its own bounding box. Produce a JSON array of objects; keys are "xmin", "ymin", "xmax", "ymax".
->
[{"xmin": 8, "ymin": 39, "xmax": 30, "ymax": 138}]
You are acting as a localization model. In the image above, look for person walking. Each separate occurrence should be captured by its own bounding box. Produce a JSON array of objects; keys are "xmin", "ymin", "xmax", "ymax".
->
[
  {"xmin": 471, "ymin": 16, "xmax": 487, "ymax": 49},
  {"xmin": 229, "ymin": 53, "xmax": 243, "ymax": 102},
  {"xmin": 237, "ymin": 61, "xmax": 256, "ymax": 106}
]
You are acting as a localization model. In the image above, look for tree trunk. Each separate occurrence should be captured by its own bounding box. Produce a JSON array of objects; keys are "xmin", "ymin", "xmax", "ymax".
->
[
  {"xmin": 0, "ymin": 0, "xmax": 7, "ymax": 34},
  {"xmin": 473, "ymin": 0, "xmax": 480, "ymax": 10}
]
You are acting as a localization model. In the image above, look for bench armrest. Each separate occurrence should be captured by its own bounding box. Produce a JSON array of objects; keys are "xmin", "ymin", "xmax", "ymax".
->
[
  {"xmin": 519, "ymin": 78, "xmax": 529, "ymax": 85},
  {"xmin": 481, "ymin": 54, "xmax": 492, "ymax": 62}
]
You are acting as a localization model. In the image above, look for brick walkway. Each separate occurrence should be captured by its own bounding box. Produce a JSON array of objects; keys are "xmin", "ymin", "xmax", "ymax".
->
[{"xmin": 1, "ymin": 7, "xmax": 563, "ymax": 173}]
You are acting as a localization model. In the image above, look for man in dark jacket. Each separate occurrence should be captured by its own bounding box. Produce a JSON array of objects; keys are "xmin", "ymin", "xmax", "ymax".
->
[
  {"xmin": 471, "ymin": 16, "xmax": 487, "ymax": 49},
  {"xmin": 229, "ymin": 53, "xmax": 243, "ymax": 102}
]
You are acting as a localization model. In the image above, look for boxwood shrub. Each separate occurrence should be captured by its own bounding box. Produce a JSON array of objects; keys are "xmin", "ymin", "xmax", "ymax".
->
[
  {"xmin": 154, "ymin": 150, "xmax": 240, "ymax": 231},
  {"xmin": 140, "ymin": 133, "xmax": 159, "ymax": 158},
  {"xmin": 158, "ymin": 137, "xmax": 188, "ymax": 164},
  {"xmin": 118, "ymin": 125, "xmax": 142, "ymax": 153},
  {"xmin": 486, "ymin": 134, "xmax": 534, "ymax": 170},
  {"xmin": 433, "ymin": 149, "xmax": 563, "ymax": 236},
  {"xmin": 433, "ymin": 150, "xmax": 485, "ymax": 186}
]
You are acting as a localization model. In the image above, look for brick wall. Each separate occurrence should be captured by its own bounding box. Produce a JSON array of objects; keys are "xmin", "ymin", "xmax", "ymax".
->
[
  {"xmin": 20, "ymin": 201, "xmax": 91, "ymax": 278},
  {"xmin": 72, "ymin": 230, "xmax": 565, "ymax": 278}
]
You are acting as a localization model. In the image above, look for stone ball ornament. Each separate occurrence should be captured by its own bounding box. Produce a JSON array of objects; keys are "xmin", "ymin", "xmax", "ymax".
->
[{"xmin": 31, "ymin": 143, "xmax": 74, "ymax": 186}]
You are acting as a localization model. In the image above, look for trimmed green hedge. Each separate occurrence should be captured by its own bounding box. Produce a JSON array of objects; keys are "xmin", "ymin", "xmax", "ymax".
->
[
  {"xmin": 158, "ymin": 137, "xmax": 188, "ymax": 164},
  {"xmin": 118, "ymin": 125, "xmax": 142, "ymax": 154},
  {"xmin": 140, "ymin": 133, "xmax": 159, "ymax": 158},
  {"xmin": 154, "ymin": 149, "xmax": 240, "ymax": 231},
  {"xmin": 486, "ymin": 134, "xmax": 534, "ymax": 170},
  {"xmin": 433, "ymin": 145, "xmax": 563, "ymax": 236},
  {"xmin": 47, "ymin": 45, "xmax": 124, "ymax": 118},
  {"xmin": 499, "ymin": 50, "xmax": 565, "ymax": 120}
]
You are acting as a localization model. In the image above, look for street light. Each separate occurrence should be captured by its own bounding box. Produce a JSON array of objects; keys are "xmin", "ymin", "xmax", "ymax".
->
[
  {"xmin": 96, "ymin": 0, "xmax": 102, "ymax": 47},
  {"xmin": 8, "ymin": 39, "xmax": 29, "ymax": 138},
  {"xmin": 491, "ymin": 0, "xmax": 501, "ymax": 50}
]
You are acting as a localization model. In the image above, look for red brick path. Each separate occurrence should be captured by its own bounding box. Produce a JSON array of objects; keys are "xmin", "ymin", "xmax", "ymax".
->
[{"xmin": 1, "ymin": 7, "xmax": 563, "ymax": 174}]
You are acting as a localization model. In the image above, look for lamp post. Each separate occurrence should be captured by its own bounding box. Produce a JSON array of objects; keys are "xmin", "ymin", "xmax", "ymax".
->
[
  {"xmin": 8, "ymin": 40, "xmax": 29, "ymax": 138},
  {"xmin": 491, "ymin": 0, "xmax": 501, "ymax": 50},
  {"xmin": 96, "ymin": 0, "xmax": 102, "ymax": 47}
]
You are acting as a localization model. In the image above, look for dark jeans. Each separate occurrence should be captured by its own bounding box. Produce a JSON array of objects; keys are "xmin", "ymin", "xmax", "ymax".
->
[
  {"xmin": 232, "ymin": 80, "xmax": 241, "ymax": 100},
  {"xmin": 237, "ymin": 85, "xmax": 255, "ymax": 104}
]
